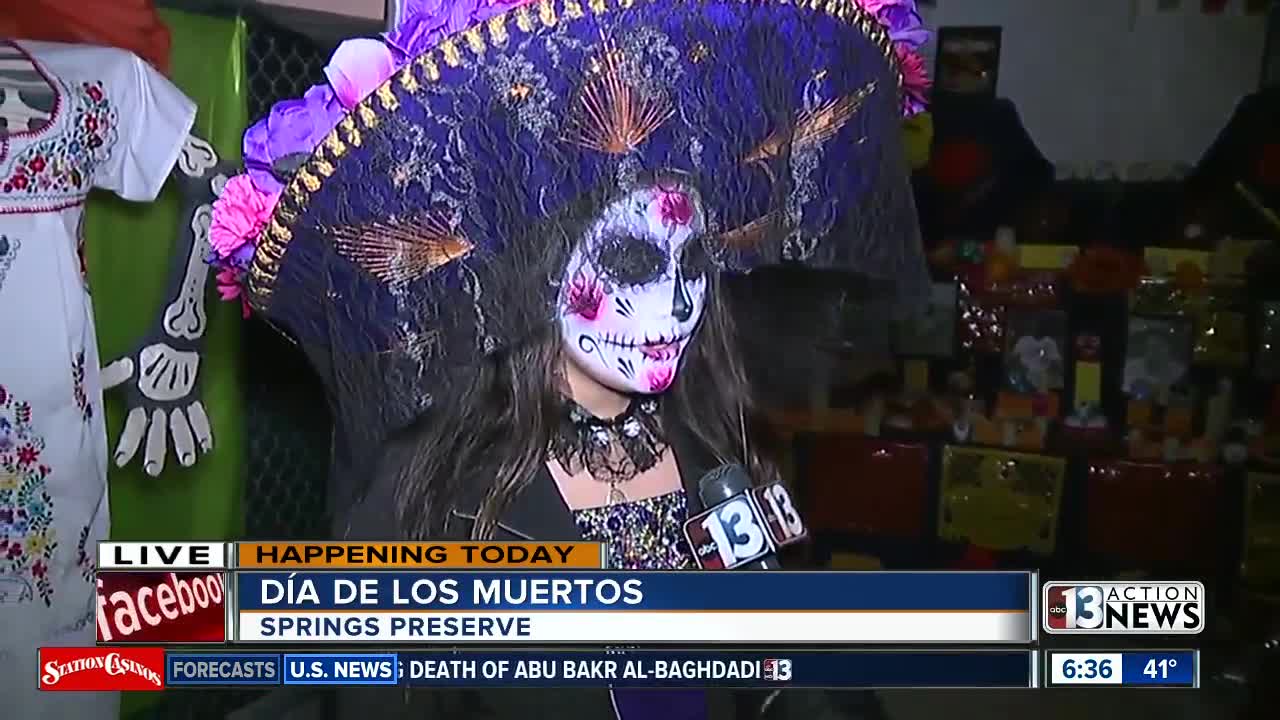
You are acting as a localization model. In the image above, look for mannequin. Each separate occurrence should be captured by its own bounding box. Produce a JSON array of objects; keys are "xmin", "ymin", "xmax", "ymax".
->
[
  {"xmin": 0, "ymin": 28, "xmax": 222, "ymax": 720},
  {"xmin": 914, "ymin": 95, "xmax": 1054, "ymax": 243},
  {"xmin": 1183, "ymin": 86, "xmax": 1280, "ymax": 237}
]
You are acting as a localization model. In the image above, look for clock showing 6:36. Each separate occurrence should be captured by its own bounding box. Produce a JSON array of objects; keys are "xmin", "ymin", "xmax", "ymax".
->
[{"xmin": 1050, "ymin": 653, "xmax": 1121, "ymax": 685}]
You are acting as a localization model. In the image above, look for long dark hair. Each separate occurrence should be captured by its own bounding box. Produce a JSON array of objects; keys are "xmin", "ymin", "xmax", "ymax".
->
[{"xmin": 382, "ymin": 268, "xmax": 770, "ymax": 541}]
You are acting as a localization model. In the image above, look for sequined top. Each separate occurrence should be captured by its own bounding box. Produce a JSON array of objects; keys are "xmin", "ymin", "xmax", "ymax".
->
[
  {"xmin": 572, "ymin": 490, "xmax": 706, "ymax": 720},
  {"xmin": 572, "ymin": 490, "xmax": 695, "ymax": 571}
]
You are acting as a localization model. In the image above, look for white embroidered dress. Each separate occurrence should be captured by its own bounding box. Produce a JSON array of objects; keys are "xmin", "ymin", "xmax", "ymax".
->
[{"xmin": 0, "ymin": 40, "xmax": 194, "ymax": 719}]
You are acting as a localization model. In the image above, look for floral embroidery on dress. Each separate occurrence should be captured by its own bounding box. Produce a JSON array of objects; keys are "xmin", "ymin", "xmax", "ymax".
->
[
  {"xmin": 76, "ymin": 214, "xmax": 90, "ymax": 293},
  {"xmin": 0, "ymin": 234, "xmax": 17, "ymax": 293},
  {"xmin": 75, "ymin": 523, "xmax": 94, "ymax": 582},
  {"xmin": 71, "ymin": 351, "xmax": 92, "ymax": 422},
  {"xmin": 1, "ymin": 79, "xmax": 118, "ymax": 208},
  {"xmin": 0, "ymin": 384, "xmax": 59, "ymax": 606},
  {"xmin": 0, "ymin": 573, "xmax": 35, "ymax": 604}
]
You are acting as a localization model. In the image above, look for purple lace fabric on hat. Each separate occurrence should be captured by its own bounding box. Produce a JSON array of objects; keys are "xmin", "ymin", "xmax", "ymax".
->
[
  {"xmin": 573, "ymin": 491, "xmax": 707, "ymax": 720},
  {"xmin": 218, "ymin": 0, "xmax": 935, "ymax": 484}
]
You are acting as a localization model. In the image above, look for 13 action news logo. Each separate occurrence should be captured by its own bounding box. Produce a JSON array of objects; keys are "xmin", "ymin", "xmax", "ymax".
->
[
  {"xmin": 682, "ymin": 482, "xmax": 807, "ymax": 570},
  {"xmin": 1043, "ymin": 582, "xmax": 1204, "ymax": 634},
  {"xmin": 38, "ymin": 647, "xmax": 166, "ymax": 691},
  {"xmin": 762, "ymin": 659, "xmax": 793, "ymax": 681}
]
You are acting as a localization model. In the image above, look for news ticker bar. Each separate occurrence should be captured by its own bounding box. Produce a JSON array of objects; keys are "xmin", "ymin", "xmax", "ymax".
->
[
  {"xmin": 40, "ymin": 648, "xmax": 1202, "ymax": 690},
  {"xmin": 41, "ymin": 649, "xmax": 1037, "ymax": 690}
]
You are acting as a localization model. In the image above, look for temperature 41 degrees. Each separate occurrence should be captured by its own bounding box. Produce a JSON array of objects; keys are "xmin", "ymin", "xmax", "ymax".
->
[{"xmin": 1143, "ymin": 658, "xmax": 1177, "ymax": 679}]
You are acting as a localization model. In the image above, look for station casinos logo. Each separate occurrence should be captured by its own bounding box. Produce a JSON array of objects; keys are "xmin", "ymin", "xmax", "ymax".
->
[
  {"xmin": 38, "ymin": 647, "xmax": 166, "ymax": 691},
  {"xmin": 1043, "ymin": 582, "xmax": 1204, "ymax": 634}
]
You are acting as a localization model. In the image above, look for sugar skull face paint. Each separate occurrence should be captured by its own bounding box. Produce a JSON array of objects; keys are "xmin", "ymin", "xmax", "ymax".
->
[{"xmin": 558, "ymin": 181, "xmax": 711, "ymax": 395}]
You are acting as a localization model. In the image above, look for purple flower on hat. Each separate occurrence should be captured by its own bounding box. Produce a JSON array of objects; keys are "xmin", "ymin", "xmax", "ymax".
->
[
  {"xmin": 243, "ymin": 84, "xmax": 345, "ymax": 195},
  {"xmin": 228, "ymin": 241, "xmax": 258, "ymax": 270},
  {"xmin": 385, "ymin": 0, "xmax": 535, "ymax": 65},
  {"xmin": 325, "ymin": 38, "xmax": 398, "ymax": 109},
  {"xmin": 856, "ymin": 0, "xmax": 931, "ymax": 116},
  {"xmin": 859, "ymin": 0, "xmax": 931, "ymax": 50}
]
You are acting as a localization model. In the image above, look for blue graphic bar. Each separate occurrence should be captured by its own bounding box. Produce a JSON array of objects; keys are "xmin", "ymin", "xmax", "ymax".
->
[
  {"xmin": 235, "ymin": 571, "xmax": 1031, "ymax": 611},
  {"xmin": 400, "ymin": 650, "xmax": 1032, "ymax": 688},
  {"xmin": 162, "ymin": 650, "xmax": 1033, "ymax": 688},
  {"xmin": 282, "ymin": 653, "xmax": 399, "ymax": 685},
  {"xmin": 1045, "ymin": 650, "xmax": 1198, "ymax": 688},
  {"xmin": 165, "ymin": 653, "xmax": 282, "ymax": 686},
  {"xmin": 1120, "ymin": 652, "xmax": 1197, "ymax": 687},
  {"xmin": 269, "ymin": 650, "xmax": 1028, "ymax": 688}
]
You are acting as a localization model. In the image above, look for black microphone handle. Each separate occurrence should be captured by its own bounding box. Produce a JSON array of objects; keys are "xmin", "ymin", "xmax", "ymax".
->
[
  {"xmin": 745, "ymin": 555, "xmax": 781, "ymax": 571},
  {"xmin": 697, "ymin": 464, "xmax": 752, "ymax": 506}
]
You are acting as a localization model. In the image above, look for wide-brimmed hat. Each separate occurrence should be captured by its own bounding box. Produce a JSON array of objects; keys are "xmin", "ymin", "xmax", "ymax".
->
[{"xmin": 209, "ymin": 0, "xmax": 931, "ymax": 443}]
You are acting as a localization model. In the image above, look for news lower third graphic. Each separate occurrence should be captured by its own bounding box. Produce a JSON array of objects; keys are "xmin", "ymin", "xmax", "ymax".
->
[
  {"xmin": 1044, "ymin": 651, "xmax": 1199, "ymax": 688},
  {"xmin": 1042, "ymin": 582, "xmax": 1205, "ymax": 634},
  {"xmin": 39, "ymin": 649, "xmax": 1037, "ymax": 690},
  {"xmin": 92, "ymin": 542, "xmax": 1035, "ymax": 645},
  {"xmin": 232, "ymin": 571, "xmax": 1034, "ymax": 644}
]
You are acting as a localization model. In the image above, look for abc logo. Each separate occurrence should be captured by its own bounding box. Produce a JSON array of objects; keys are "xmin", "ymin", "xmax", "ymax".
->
[
  {"xmin": 699, "ymin": 498, "xmax": 768, "ymax": 568},
  {"xmin": 762, "ymin": 659, "xmax": 792, "ymax": 681},
  {"xmin": 1045, "ymin": 586, "xmax": 1104, "ymax": 630}
]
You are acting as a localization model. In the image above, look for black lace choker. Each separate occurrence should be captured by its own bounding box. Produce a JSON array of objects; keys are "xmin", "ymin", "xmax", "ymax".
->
[{"xmin": 549, "ymin": 397, "xmax": 668, "ymax": 504}]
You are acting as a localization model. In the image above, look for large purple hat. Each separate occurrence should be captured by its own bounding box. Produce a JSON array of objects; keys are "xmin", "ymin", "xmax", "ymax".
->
[{"xmin": 211, "ymin": 0, "xmax": 931, "ymax": 441}]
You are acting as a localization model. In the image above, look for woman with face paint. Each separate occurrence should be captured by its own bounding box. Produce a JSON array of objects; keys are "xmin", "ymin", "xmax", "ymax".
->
[
  {"xmin": 549, "ymin": 180, "xmax": 718, "ymax": 513},
  {"xmin": 210, "ymin": 0, "xmax": 932, "ymax": 717}
]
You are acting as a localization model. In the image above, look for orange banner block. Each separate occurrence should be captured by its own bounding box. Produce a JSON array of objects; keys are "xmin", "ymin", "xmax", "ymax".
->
[{"xmin": 234, "ymin": 542, "xmax": 603, "ymax": 569}]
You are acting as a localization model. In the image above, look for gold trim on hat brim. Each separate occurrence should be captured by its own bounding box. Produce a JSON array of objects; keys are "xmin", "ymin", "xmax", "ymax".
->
[{"xmin": 247, "ymin": 0, "xmax": 901, "ymax": 310}]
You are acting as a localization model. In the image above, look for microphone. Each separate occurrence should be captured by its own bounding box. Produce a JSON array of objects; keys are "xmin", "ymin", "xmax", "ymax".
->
[{"xmin": 682, "ymin": 464, "xmax": 808, "ymax": 570}]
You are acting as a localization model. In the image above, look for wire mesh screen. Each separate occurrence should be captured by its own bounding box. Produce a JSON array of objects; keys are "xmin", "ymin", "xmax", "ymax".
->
[
  {"xmin": 144, "ymin": 15, "xmax": 335, "ymax": 720},
  {"xmin": 241, "ymin": 18, "xmax": 334, "ymax": 545}
]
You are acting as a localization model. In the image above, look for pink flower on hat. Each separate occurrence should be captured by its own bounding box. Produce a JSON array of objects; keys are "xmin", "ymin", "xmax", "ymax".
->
[
  {"xmin": 857, "ymin": 0, "xmax": 932, "ymax": 116},
  {"xmin": 210, "ymin": 174, "xmax": 279, "ymax": 261},
  {"xmin": 896, "ymin": 45, "xmax": 931, "ymax": 116},
  {"xmin": 216, "ymin": 268, "xmax": 251, "ymax": 318}
]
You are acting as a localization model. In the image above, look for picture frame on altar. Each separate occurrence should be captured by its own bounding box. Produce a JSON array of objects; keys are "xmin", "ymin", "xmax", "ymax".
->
[
  {"xmin": 1123, "ymin": 315, "xmax": 1193, "ymax": 399},
  {"xmin": 893, "ymin": 281, "xmax": 957, "ymax": 357},
  {"xmin": 1003, "ymin": 309, "xmax": 1066, "ymax": 393},
  {"xmin": 935, "ymin": 26, "xmax": 1002, "ymax": 100}
]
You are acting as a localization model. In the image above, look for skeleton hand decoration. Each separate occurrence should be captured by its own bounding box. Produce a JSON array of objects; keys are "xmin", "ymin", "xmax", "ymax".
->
[
  {"xmin": 101, "ymin": 349, "xmax": 213, "ymax": 475},
  {"xmin": 101, "ymin": 132, "xmax": 234, "ymax": 476}
]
